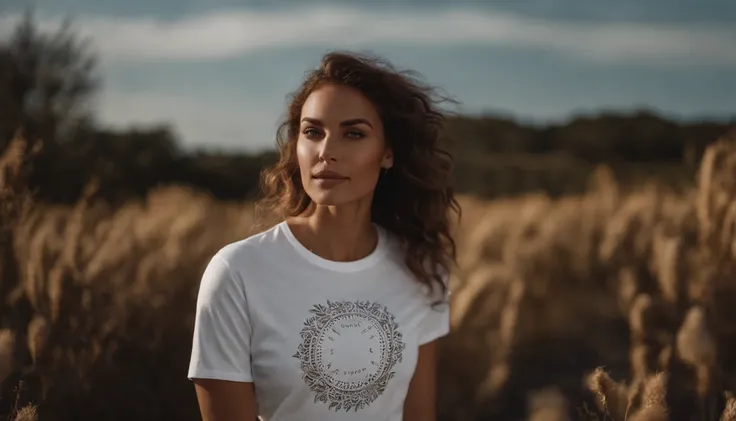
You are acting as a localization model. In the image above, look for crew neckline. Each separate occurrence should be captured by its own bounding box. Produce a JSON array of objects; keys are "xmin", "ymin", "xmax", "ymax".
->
[{"xmin": 278, "ymin": 220, "xmax": 389, "ymax": 273}]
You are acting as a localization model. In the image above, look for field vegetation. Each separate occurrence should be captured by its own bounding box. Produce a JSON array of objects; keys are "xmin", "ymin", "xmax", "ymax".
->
[{"xmin": 1, "ymin": 129, "xmax": 736, "ymax": 420}]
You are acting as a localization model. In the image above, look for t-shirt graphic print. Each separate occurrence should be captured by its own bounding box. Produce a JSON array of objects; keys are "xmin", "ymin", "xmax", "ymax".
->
[{"xmin": 293, "ymin": 299, "xmax": 406, "ymax": 412}]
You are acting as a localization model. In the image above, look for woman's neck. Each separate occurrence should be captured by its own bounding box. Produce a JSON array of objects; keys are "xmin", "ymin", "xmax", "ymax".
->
[{"xmin": 287, "ymin": 201, "xmax": 378, "ymax": 262}]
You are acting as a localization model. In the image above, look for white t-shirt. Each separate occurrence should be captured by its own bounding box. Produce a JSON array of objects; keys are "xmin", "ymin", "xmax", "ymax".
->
[{"xmin": 188, "ymin": 220, "xmax": 450, "ymax": 421}]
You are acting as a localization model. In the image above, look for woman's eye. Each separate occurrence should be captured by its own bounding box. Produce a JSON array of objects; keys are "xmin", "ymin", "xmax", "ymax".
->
[
  {"xmin": 347, "ymin": 130, "xmax": 364, "ymax": 139},
  {"xmin": 303, "ymin": 128, "xmax": 321, "ymax": 138}
]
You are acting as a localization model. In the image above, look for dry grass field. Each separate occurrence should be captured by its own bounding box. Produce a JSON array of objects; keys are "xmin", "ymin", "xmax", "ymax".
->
[{"xmin": 1, "ymin": 129, "xmax": 736, "ymax": 420}]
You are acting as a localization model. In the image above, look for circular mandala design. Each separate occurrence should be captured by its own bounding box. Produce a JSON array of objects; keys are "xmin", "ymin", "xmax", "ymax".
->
[{"xmin": 293, "ymin": 300, "xmax": 405, "ymax": 412}]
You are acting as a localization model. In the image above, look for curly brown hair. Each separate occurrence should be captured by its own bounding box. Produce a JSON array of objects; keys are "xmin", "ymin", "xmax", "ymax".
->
[{"xmin": 256, "ymin": 50, "xmax": 460, "ymax": 300}]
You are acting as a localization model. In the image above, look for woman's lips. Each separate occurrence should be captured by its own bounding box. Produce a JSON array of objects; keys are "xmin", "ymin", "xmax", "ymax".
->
[
  {"xmin": 312, "ymin": 169, "xmax": 349, "ymax": 188},
  {"xmin": 312, "ymin": 177, "xmax": 348, "ymax": 188}
]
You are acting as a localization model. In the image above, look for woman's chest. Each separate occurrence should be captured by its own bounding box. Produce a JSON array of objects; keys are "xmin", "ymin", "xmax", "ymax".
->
[{"xmin": 246, "ymin": 281, "xmax": 426, "ymax": 414}]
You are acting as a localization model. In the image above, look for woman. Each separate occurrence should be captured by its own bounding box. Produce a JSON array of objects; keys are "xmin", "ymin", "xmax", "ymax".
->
[{"xmin": 187, "ymin": 51, "xmax": 460, "ymax": 421}]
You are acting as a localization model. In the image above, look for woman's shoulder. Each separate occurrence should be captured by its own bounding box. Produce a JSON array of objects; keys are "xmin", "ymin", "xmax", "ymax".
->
[{"xmin": 209, "ymin": 221, "xmax": 288, "ymax": 269}]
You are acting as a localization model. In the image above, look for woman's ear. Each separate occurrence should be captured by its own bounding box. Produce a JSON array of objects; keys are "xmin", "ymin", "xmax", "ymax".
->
[{"xmin": 382, "ymin": 148, "xmax": 394, "ymax": 169}]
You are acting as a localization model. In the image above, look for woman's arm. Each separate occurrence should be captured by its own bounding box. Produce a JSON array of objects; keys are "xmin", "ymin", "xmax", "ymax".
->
[
  {"xmin": 403, "ymin": 340, "xmax": 440, "ymax": 421},
  {"xmin": 193, "ymin": 379, "xmax": 257, "ymax": 421},
  {"xmin": 188, "ymin": 254, "xmax": 256, "ymax": 420}
]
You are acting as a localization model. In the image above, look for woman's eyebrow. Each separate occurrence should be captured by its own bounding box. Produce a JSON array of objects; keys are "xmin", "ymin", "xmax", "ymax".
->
[
  {"xmin": 300, "ymin": 117, "xmax": 373, "ymax": 129},
  {"xmin": 340, "ymin": 118, "xmax": 373, "ymax": 128}
]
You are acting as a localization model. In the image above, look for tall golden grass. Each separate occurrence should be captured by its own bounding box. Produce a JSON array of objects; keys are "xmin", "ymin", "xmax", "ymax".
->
[
  {"xmin": 443, "ymin": 128, "xmax": 736, "ymax": 421},
  {"xmin": 0, "ymin": 128, "xmax": 735, "ymax": 420},
  {"xmin": 1, "ymin": 133, "xmax": 42, "ymax": 420}
]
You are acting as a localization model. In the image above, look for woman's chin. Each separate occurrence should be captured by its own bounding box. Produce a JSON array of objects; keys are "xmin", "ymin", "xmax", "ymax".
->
[
  {"xmin": 307, "ymin": 190, "xmax": 371, "ymax": 208},
  {"xmin": 309, "ymin": 193, "xmax": 349, "ymax": 207}
]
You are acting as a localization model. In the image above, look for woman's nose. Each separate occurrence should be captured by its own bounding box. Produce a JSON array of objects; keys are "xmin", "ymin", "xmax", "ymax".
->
[
  {"xmin": 319, "ymin": 151, "xmax": 337, "ymax": 162},
  {"xmin": 318, "ymin": 135, "xmax": 338, "ymax": 162}
]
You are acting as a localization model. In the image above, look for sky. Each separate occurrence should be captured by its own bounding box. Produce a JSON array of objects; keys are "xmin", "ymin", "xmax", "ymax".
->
[{"xmin": 2, "ymin": 0, "xmax": 735, "ymax": 153}]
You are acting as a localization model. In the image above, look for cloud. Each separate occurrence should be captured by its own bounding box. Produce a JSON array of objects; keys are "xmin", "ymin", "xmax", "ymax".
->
[{"xmin": 2, "ymin": 5, "xmax": 735, "ymax": 66}]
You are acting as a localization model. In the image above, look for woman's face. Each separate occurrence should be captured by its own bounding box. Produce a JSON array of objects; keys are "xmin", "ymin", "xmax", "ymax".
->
[{"xmin": 296, "ymin": 83, "xmax": 393, "ymax": 207}]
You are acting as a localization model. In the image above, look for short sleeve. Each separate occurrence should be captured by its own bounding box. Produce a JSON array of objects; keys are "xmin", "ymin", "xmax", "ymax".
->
[
  {"xmin": 418, "ymin": 274, "xmax": 452, "ymax": 345},
  {"xmin": 188, "ymin": 254, "xmax": 253, "ymax": 382}
]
